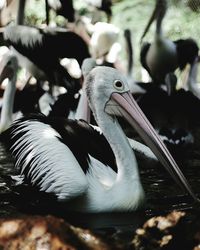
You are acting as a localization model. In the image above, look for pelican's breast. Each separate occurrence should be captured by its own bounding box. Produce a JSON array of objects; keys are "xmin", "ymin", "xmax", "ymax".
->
[{"xmin": 147, "ymin": 38, "xmax": 178, "ymax": 77}]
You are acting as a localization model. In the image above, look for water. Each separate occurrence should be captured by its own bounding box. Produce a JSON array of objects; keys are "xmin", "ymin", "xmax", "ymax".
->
[{"xmin": 0, "ymin": 140, "xmax": 199, "ymax": 243}]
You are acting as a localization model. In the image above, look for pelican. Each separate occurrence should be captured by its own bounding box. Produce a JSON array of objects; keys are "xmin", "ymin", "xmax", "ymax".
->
[
  {"xmin": 38, "ymin": 58, "xmax": 95, "ymax": 120},
  {"xmin": 1, "ymin": 65, "xmax": 197, "ymax": 212},
  {"xmin": 0, "ymin": 54, "xmax": 93, "ymax": 132},
  {"xmin": 0, "ymin": 51, "xmax": 48, "ymax": 132},
  {"xmin": 74, "ymin": 58, "xmax": 97, "ymax": 122},
  {"xmin": 0, "ymin": 54, "xmax": 160, "ymax": 165},
  {"xmin": 137, "ymin": 85, "xmax": 198, "ymax": 148},
  {"xmin": 89, "ymin": 22, "xmax": 120, "ymax": 63},
  {"xmin": 140, "ymin": 0, "xmax": 199, "ymax": 89},
  {"xmin": 123, "ymin": 29, "xmax": 146, "ymax": 95},
  {"xmin": 0, "ymin": 51, "xmax": 19, "ymax": 132},
  {"xmin": 3, "ymin": 24, "xmax": 90, "ymax": 93}
]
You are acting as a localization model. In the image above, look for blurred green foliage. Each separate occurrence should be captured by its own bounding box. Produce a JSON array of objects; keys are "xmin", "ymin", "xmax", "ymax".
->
[
  {"xmin": 25, "ymin": 0, "xmax": 46, "ymax": 25},
  {"xmin": 24, "ymin": 0, "xmax": 200, "ymax": 79},
  {"xmin": 25, "ymin": 0, "xmax": 200, "ymax": 47},
  {"xmin": 111, "ymin": 0, "xmax": 200, "ymax": 78}
]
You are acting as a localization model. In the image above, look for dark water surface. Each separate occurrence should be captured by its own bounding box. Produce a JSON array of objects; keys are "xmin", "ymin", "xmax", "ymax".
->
[{"xmin": 0, "ymin": 140, "xmax": 200, "ymax": 243}]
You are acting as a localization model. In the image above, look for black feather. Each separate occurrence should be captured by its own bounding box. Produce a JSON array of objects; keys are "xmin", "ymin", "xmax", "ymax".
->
[
  {"xmin": 174, "ymin": 38, "xmax": 199, "ymax": 70},
  {"xmin": 3, "ymin": 114, "xmax": 117, "ymax": 177}
]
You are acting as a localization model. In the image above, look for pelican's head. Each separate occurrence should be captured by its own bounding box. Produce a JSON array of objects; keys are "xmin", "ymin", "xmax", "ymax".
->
[
  {"xmin": 85, "ymin": 66, "xmax": 129, "ymax": 119},
  {"xmin": 85, "ymin": 66, "xmax": 198, "ymax": 202}
]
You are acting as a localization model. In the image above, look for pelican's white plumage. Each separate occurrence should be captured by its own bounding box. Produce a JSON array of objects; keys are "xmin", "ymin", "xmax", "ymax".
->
[
  {"xmin": 10, "ymin": 120, "xmax": 88, "ymax": 201},
  {"xmin": 3, "ymin": 65, "xmax": 197, "ymax": 212}
]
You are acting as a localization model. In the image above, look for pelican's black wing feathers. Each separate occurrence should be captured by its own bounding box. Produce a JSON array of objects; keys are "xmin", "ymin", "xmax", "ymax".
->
[
  {"xmin": 4, "ymin": 25, "xmax": 90, "ymax": 66},
  {"xmin": 2, "ymin": 114, "xmax": 117, "ymax": 177},
  {"xmin": 174, "ymin": 38, "xmax": 199, "ymax": 70}
]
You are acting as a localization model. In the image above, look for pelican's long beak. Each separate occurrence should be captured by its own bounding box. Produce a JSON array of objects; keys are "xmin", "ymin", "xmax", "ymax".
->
[{"xmin": 111, "ymin": 91, "xmax": 198, "ymax": 202}]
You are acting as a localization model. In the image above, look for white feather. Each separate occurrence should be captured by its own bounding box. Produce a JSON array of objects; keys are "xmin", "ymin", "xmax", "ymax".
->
[
  {"xmin": 4, "ymin": 25, "xmax": 43, "ymax": 49},
  {"xmin": 11, "ymin": 120, "xmax": 88, "ymax": 201}
]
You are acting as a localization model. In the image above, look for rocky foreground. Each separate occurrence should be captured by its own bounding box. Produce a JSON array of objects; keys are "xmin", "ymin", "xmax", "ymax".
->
[{"xmin": 0, "ymin": 210, "xmax": 200, "ymax": 249}]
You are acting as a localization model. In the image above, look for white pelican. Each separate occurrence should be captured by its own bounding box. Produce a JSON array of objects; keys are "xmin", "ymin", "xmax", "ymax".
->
[
  {"xmin": 0, "ymin": 51, "xmax": 19, "ymax": 132},
  {"xmin": 0, "ymin": 51, "xmax": 48, "ymax": 132},
  {"xmin": 0, "ymin": 54, "xmax": 159, "ymax": 167},
  {"xmin": 140, "ymin": 0, "xmax": 199, "ymax": 89},
  {"xmin": 1, "ymin": 66, "xmax": 198, "ymax": 212},
  {"xmin": 3, "ymin": 24, "xmax": 90, "ymax": 93},
  {"xmin": 0, "ymin": 54, "xmax": 94, "ymax": 132}
]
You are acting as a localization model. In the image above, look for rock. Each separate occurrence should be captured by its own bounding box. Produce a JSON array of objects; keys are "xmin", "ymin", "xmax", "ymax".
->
[
  {"xmin": 130, "ymin": 210, "xmax": 200, "ymax": 250},
  {"xmin": 0, "ymin": 215, "xmax": 121, "ymax": 250},
  {"xmin": 1, "ymin": 211, "xmax": 200, "ymax": 249}
]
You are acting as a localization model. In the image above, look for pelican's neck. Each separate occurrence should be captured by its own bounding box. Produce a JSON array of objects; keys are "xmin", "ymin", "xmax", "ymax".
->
[
  {"xmin": 0, "ymin": 76, "xmax": 16, "ymax": 132},
  {"xmin": 156, "ymin": 15, "xmax": 163, "ymax": 37},
  {"xmin": 96, "ymin": 110, "xmax": 141, "ymax": 184},
  {"xmin": 75, "ymin": 88, "xmax": 91, "ymax": 122},
  {"xmin": 155, "ymin": 0, "xmax": 167, "ymax": 37},
  {"xmin": 16, "ymin": 0, "xmax": 26, "ymax": 25}
]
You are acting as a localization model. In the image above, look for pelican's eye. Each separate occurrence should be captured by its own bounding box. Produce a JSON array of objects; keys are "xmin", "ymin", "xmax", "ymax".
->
[{"xmin": 113, "ymin": 80, "xmax": 124, "ymax": 91}]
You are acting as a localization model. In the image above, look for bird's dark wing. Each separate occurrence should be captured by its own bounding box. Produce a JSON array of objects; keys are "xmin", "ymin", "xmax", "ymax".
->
[
  {"xmin": 42, "ymin": 27, "xmax": 90, "ymax": 65},
  {"xmin": 48, "ymin": 92, "xmax": 80, "ymax": 118},
  {"xmin": 4, "ymin": 25, "xmax": 90, "ymax": 66},
  {"xmin": 4, "ymin": 25, "xmax": 84, "ymax": 89},
  {"xmin": 48, "ymin": 117, "xmax": 117, "ymax": 173},
  {"xmin": 174, "ymin": 38, "xmax": 199, "ymax": 70},
  {"xmin": 0, "ymin": 114, "xmax": 117, "ymax": 201},
  {"xmin": 3, "ymin": 25, "xmax": 49, "ymax": 66},
  {"xmin": 2, "ymin": 114, "xmax": 117, "ymax": 178},
  {"xmin": 1, "ymin": 114, "xmax": 93, "ymax": 201},
  {"xmin": 13, "ymin": 85, "xmax": 45, "ymax": 114}
]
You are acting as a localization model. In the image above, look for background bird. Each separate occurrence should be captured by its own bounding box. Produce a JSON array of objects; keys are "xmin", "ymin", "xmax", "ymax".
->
[
  {"xmin": 140, "ymin": 0, "xmax": 199, "ymax": 92},
  {"xmin": 3, "ymin": 24, "xmax": 90, "ymax": 95},
  {"xmin": 0, "ymin": 51, "xmax": 19, "ymax": 132}
]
